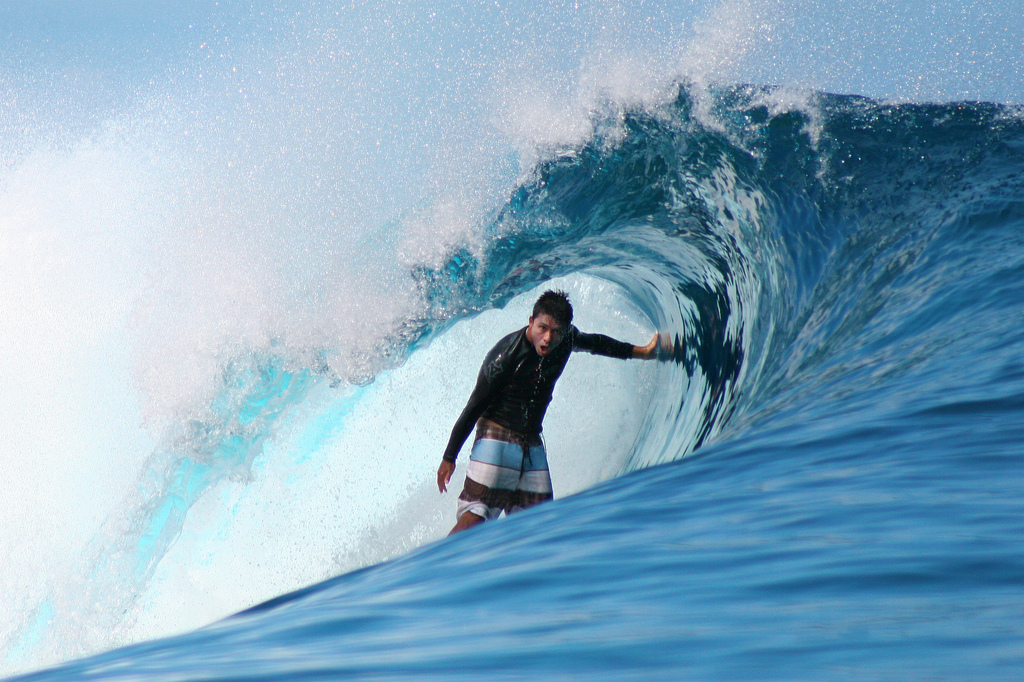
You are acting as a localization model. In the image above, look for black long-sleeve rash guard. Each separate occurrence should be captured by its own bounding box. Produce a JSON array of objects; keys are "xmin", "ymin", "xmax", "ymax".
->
[{"xmin": 442, "ymin": 325, "xmax": 635, "ymax": 463}]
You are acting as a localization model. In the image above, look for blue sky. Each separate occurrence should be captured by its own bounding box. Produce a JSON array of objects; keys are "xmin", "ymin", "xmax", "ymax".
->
[{"xmin": 2, "ymin": 0, "xmax": 1021, "ymax": 105}]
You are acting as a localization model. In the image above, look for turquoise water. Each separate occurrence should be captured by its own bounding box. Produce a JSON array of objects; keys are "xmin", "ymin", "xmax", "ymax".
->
[{"xmin": 3, "ymin": 2, "xmax": 1024, "ymax": 679}]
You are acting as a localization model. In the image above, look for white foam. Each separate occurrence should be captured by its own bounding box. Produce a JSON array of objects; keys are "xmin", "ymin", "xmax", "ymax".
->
[{"xmin": 0, "ymin": 132, "xmax": 161, "ymax": 671}]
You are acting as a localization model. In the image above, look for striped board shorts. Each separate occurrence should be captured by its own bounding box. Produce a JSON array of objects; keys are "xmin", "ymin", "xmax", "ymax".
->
[{"xmin": 457, "ymin": 420, "xmax": 554, "ymax": 521}]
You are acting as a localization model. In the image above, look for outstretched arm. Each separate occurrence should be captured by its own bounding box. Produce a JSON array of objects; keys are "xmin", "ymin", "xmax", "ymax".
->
[{"xmin": 573, "ymin": 327, "xmax": 664, "ymax": 360}]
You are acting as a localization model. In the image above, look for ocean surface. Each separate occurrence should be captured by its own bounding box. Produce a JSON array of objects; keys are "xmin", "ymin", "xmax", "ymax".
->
[{"xmin": 3, "ymin": 2, "xmax": 1023, "ymax": 680}]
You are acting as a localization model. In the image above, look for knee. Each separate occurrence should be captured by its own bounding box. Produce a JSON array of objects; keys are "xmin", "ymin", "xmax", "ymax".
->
[{"xmin": 449, "ymin": 511, "xmax": 485, "ymax": 535}]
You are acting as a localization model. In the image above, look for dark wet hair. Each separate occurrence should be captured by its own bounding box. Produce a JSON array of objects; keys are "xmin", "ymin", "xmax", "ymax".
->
[{"xmin": 532, "ymin": 289, "xmax": 573, "ymax": 327}]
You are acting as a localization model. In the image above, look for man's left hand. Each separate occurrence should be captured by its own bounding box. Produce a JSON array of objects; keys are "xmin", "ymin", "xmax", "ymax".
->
[{"xmin": 633, "ymin": 332, "xmax": 660, "ymax": 359}]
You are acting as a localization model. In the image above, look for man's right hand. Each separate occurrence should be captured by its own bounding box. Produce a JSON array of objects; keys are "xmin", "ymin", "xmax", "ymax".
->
[{"xmin": 437, "ymin": 459, "xmax": 455, "ymax": 493}]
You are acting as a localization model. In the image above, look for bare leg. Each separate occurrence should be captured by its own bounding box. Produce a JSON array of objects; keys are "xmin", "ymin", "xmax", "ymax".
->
[{"xmin": 448, "ymin": 511, "xmax": 485, "ymax": 536}]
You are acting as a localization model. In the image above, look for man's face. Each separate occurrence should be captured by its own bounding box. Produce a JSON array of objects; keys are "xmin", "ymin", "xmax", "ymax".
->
[{"xmin": 526, "ymin": 313, "xmax": 565, "ymax": 357}]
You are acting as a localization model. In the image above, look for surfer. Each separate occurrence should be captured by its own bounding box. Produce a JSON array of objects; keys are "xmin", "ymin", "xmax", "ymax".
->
[{"xmin": 437, "ymin": 289, "xmax": 661, "ymax": 535}]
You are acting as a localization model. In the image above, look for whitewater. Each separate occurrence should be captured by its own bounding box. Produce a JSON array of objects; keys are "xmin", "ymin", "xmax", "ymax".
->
[{"xmin": 2, "ymin": 1, "xmax": 1023, "ymax": 679}]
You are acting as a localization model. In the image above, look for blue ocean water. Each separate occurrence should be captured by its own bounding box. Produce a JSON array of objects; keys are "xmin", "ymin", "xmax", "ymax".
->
[{"xmin": 3, "ymin": 2, "xmax": 1024, "ymax": 680}]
